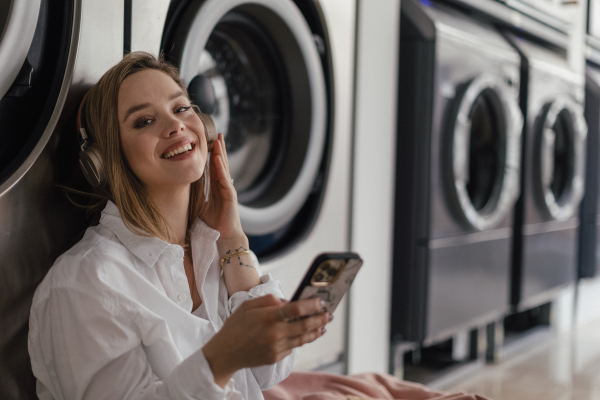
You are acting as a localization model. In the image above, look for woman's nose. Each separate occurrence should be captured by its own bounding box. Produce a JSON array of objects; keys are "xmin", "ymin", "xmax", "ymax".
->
[
  {"xmin": 168, "ymin": 126, "xmax": 184, "ymax": 137},
  {"xmin": 164, "ymin": 115, "xmax": 185, "ymax": 137}
]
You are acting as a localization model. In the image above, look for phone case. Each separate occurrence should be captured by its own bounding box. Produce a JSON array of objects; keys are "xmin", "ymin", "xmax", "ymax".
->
[{"xmin": 290, "ymin": 252, "xmax": 363, "ymax": 313}]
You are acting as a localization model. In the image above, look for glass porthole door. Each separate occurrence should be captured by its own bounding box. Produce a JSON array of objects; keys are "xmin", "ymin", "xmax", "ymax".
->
[
  {"xmin": 445, "ymin": 74, "xmax": 523, "ymax": 230},
  {"xmin": 532, "ymin": 95, "xmax": 587, "ymax": 221}
]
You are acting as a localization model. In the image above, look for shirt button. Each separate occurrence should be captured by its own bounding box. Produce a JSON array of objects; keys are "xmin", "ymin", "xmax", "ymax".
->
[
  {"xmin": 178, "ymin": 293, "xmax": 188, "ymax": 302},
  {"xmin": 173, "ymin": 246, "xmax": 183, "ymax": 258}
]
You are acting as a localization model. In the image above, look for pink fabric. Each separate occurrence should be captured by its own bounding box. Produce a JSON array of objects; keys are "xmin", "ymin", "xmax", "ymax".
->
[{"xmin": 263, "ymin": 372, "xmax": 491, "ymax": 400}]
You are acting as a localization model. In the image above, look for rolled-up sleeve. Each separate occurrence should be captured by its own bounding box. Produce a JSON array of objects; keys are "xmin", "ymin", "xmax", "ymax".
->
[
  {"xmin": 227, "ymin": 273, "xmax": 285, "ymax": 314},
  {"xmin": 225, "ymin": 272, "xmax": 298, "ymax": 391},
  {"xmin": 223, "ymin": 250, "xmax": 298, "ymax": 390}
]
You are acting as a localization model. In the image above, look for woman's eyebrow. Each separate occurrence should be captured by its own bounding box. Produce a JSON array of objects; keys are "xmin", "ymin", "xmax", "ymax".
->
[
  {"xmin": 122, "ymin": 91, "xmax": 187, "ymax": 123},
  {"xmin": 123, "ymin": 102, "xmax": 150, "ymax": 123},
  {"xmin": 169, "ymin": 90, "xmax": 185, "ymax": 101}
]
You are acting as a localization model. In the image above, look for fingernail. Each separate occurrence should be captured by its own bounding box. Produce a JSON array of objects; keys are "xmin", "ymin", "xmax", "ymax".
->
[
  {"xmin": 321, "ymin": 327, "xmax": 327, "ymax": 335},
  {"xmin": 320, "ymin": 299, "xmax": 326, "ymax": 307},
  {"xmin": 328, "ymin": 313, "xmax": 334, "ymax": 322}
]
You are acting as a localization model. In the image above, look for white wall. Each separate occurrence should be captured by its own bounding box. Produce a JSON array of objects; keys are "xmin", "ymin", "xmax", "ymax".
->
[
  {"xmin": 567, "ymin": 0, "xmax": 587, "ymax": 78},
  {"xmin": 576, "ymin": 276, "xmax": 600, "ymax": 328},
  {"xmin": 347, "ymin": 0, "xmax": 400, "ymax": 375},
  {"xmin": 552, "ymin": 285, "xmax": 576, "ymax": 334}
]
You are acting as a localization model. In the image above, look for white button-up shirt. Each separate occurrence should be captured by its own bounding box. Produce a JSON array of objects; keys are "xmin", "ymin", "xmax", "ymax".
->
[{"xmin": 28, "ymin": 201, "xmax": 296, "ymax": 400}]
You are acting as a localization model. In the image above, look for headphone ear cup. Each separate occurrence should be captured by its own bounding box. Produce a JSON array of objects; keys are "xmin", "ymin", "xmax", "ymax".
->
[
  {"xmin": 79, "ymin": 144, "xmax": 106, "ymax": 188},
  {"xmin": 198, "ymin": 112, "xmax": 218, "ymax": 151}
]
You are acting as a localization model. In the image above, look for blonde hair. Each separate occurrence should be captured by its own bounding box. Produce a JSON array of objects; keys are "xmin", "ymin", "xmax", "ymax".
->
[{"xmin": 80, "ymin": 51, "xmax": 208, "ymax": 243}]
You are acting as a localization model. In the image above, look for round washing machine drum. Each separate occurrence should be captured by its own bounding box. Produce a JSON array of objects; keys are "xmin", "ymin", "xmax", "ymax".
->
[
  {"xmin": 532, "ymin": 95, "xmax": 587, "ymax": 221},
  {"xmin": 164, "ymin": 0, "xmax": 329, "ymax": 242},
  {"xmin": 0, "ymin": 0, "xmax": 74, "ymax": 195},
  {"xmin": 445, "ymin": 74, "xmax": 523, "ymax": 231}
]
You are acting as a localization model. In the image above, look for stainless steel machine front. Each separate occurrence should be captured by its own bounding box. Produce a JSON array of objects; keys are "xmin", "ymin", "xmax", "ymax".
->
[
  {"xmin": 505, "ymin": 32, "xmax": 586, "ymax": 310},
  {"xmin": 0, "ymin": 1, "xmax": 123, "ymax": 398}
]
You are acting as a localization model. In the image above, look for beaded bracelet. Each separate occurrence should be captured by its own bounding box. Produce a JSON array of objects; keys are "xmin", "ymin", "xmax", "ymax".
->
[{"xmin": 219, "ymin": 250, "xmax": 251, "ymax": 266}]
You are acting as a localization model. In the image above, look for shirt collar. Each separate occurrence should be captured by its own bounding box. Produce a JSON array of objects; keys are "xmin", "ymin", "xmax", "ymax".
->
[
  {"xmin": 190, "ymin": 217, "xmax": 220, "ymax": 244},
  {"xmin": 99, "ymin": 201, "xmax": 173, "ymax": 268},
  {"xmin": 99, "ymin": 201, "xmax": 222, "ymax": 268}
]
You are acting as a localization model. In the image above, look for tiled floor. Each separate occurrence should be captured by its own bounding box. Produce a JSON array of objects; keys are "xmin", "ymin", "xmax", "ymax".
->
[{"xmin": 447, "ymin": 318, "xmax": 600, "ymax": 400}]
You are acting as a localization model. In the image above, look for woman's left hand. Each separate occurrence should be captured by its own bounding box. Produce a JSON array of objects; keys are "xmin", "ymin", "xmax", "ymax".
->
[
  {"xmin": 200, "ymin": 133, "xmax": 244, "ymax": 241},
  {"xmin": 201, "ymin": 133, "xmax": 260, "ymax": 295}
]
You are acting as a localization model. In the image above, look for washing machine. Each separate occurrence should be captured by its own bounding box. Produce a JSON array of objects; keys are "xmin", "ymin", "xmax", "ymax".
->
[
  {"xmin": 505, "ymin": 32, "xmax": 587, "ymax": 310},
  {"xmin": 129, "ymin": 0, "xmax": 354, "ymax": 371},
  {"xmin": 391, "ymin": 0, "xmax": 523, "ymax": 345},
  {"xmin": 0, "ymin": 1, "xmax": 124, "ymax": 399},
  {"xmin": 579, "ymin": 59, "xmax": 600, "ymax": 280}
]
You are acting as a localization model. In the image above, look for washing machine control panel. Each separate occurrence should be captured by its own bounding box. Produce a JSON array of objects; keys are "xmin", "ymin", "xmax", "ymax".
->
[{"xmin": 505, "ymin": 0, "xmax": 583, "ymax": 29}]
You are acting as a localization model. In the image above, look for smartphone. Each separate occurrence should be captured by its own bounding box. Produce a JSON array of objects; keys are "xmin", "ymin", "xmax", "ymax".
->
[{"xmin": 290, "ymin": 252, "xmax": 363, "ymax": 313}]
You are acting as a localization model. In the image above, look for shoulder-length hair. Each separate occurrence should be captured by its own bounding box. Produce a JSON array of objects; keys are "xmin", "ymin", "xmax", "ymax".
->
[{"xmin": 80, "ymin": 51, "xmax": 209, "ymax": 243}]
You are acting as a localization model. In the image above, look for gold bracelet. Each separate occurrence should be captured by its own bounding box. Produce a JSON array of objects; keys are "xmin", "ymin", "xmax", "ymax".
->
[{"xmin": 219, "ymin": 250, "xmax": 251, "ymax": 266}]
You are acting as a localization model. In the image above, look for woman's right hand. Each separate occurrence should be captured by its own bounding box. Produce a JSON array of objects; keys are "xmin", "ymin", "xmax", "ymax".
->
[{"xmin": 202, "ymin": 294, "xmax": 331, "ymax": 387}]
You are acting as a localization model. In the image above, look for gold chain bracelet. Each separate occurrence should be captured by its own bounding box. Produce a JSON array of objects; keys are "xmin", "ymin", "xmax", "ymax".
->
[{"xmin": 219, "ymin": 250, "xmax": 251, "ymax": 266}]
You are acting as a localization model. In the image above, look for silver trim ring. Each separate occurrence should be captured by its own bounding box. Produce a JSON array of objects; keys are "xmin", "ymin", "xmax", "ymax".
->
[
  {"xmin": 0, "ymin": 0, "xmax": 41, "ymax": 100},
  {"xmin": 451, "ymin": 73, "xmax": 523, "ymax": 231},
  {"xmin": 535, "ymin": 95, "xmax": 587, "ymax": 221},
  {"xmin": 177, "ymin": 0, "xmax": 327, "ymax": 235}
]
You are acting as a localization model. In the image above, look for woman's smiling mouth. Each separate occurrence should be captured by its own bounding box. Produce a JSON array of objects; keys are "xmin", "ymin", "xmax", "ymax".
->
[{"xmin": 161, "ymin": 141, "xmax": 196, "ymax": 159}]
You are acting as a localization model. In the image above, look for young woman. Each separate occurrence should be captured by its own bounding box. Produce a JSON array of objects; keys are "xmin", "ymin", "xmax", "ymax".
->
[{"xmin": 28, "ymin": 52, "xmax": 331, "ymax": 400}]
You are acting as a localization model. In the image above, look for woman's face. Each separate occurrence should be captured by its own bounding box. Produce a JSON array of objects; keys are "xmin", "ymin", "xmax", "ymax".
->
[{"xmin": 118, "ymin": 69, "xmax": 208, "ymax": 193}]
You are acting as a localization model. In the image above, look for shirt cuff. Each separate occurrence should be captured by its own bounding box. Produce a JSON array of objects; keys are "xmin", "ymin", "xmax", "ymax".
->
[
  {"xmin": 165, "ymin": 347, "xmax": 242, "ymax": 400},
  {"xmin": 228, "ymin": 274, "xmax": 285, "ymax": 314}
]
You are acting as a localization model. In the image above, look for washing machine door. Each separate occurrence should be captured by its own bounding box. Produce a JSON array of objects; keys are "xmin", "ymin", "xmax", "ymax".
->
[
  {"xmin": 446, "ymin": 73, "xmax": 523, "ymax": 231},
  {"xmin": 0, "ymin": 0, "xmax": 75, "ymax": 194},
  {"xmin": 533, "ymin": 95, "xmax": 587, "ymax": 221},
  {"xmin": 163, "ymin": 0, "xmax": 328, "ymax": 246}
]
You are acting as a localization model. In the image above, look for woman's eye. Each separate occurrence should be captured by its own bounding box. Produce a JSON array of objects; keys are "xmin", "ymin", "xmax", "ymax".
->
[
  {"xmin": 134, "ymin": 118, "xmax": 153, "ymax": 129},
  {"xmin": 176, "ymin": 105, "xmax": 192, "ymax": 113}
]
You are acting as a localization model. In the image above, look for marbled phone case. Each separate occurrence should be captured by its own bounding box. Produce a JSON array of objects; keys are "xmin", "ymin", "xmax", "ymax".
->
[{"xmin": 291, "ymin": 253, "xmax": 363, "ymax": 313}]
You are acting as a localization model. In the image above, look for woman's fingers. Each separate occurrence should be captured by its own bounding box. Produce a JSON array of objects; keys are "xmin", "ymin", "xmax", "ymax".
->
[
  {"xmin": 215, "ymin": 155, "xmax": 230, "ymax": 188},
  {"xmin": 286, "ymin": 326, "xmax": 325, "ymax": 349},
  {"xmin": 213, "ymin": 150, "xmax": 232, "ymax": 190},
  {"xmin": 284, "ymin": 312, "xmax": 331, "ymax": 337},
  {"xmin": 218, "ymin": 133, "xmax": 229, "ymax": 169},
  {"xmin": 280, "ymin": 298, "xmax": 325, "ymax": 321},
  {"xmin": 213, "ymin": 134, "xmax": 229, "ymax": 172},
  {"xmin": 213, "ymin": 141, "xmax": 233, "ymax": 189}
]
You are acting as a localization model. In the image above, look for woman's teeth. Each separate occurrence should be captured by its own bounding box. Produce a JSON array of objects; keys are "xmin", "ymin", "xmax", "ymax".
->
[{"xmin": 164, "ymin": 143, "xmax": 193, "ymax": 159}]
